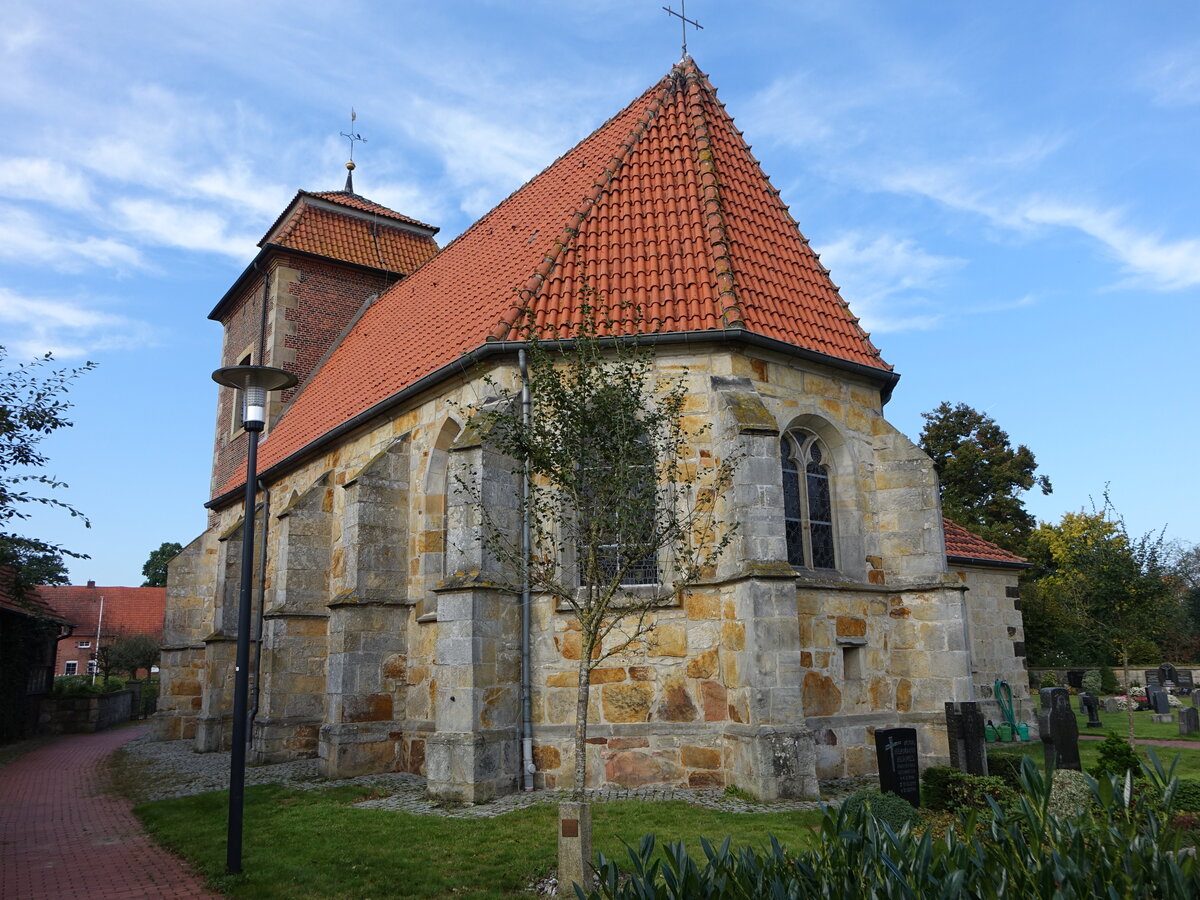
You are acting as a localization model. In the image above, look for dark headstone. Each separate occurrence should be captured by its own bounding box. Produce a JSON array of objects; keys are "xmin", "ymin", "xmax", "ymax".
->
[
  {"xmin": 1193, "ymin": 691, "xmax": 1200, "ymax": 709},
  {"xmin": 944, "ymin": 701, "xmax": 988, "ymax": 776},
  {"xmin": 1180, "ymin": 707, "xmax": 1200, "ymax": 737},
  {"xmin": 1145, "ymin": 670, "xmax": 1161, "ymax": 686},
  {"xmin": 1151, "ymin": 686, "xmax": 1172, "ymax": 715},
  {"xmin": 1066, "ymin": 670, "xmax": 1085, "ymax": 689},
  {"xmin": 1160, "ymin": 663, "xmax": 1179, "ymax": 688},
  {"xmin": 1038, "ymin": 687, "xmax": 1081, "ymax": 772},
  {"xmin": 1104, "ymin": 697, "xmax": 1121, "ymax": 715},
  {"xmin": 875, "ymin": 727, "xmax": 921, "ymax": 807},
  {"xmin": 1177, "ymin": 670, "xmax": 1194, "ymax": 691},
  {"xmin": 1080, "ymin": 692, "xmax": 1103, "ymax": 728}
]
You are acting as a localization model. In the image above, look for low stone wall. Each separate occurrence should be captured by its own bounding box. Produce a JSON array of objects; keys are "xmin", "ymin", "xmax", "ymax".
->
[{"xmin": 39, "ymin": 690, "xmax": 134, "ymax": 734}]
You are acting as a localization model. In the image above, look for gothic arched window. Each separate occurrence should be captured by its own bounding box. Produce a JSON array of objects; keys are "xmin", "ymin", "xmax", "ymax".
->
[{"xmin": 781, "ymin": 431, "xmax": 836, "ymax": 570}]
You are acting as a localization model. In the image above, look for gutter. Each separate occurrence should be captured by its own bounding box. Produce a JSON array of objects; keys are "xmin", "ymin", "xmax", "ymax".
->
[
  {"xmin": 946, "ymin": 555, "xmax": 1032, "ymax": 571},
  {"xmin": 207, "ymin": 328, "xmax": 900, "ymax": 511},
  {"xmin": 519, "ymin": 348, "xmax": 535, "ymax": 791}
]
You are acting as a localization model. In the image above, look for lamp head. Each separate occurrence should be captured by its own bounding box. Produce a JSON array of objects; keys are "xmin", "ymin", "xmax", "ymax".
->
[{"xmin": 212, "ymin": 365, "xmax": 298, "ymax": 430}]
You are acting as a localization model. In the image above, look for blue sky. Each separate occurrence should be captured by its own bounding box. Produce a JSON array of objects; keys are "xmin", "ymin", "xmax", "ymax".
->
[{"xmin": 2, "ymin": 1, "xmax": 1197, "ymax": 585}]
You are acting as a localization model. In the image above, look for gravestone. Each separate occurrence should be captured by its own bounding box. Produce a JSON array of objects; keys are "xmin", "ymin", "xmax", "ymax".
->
[
  {"xmin": 1080, "ymin": 692, "xmax": 1103, "ymax": 728},
  {"xmin": 1149, "ymin": 685, "xmax": 1172, "ymax": 722},
  {"xmin": 1145, "ymin": 670, "xmax": 1161, "ymax": 686},
  {"xmin": 1180, "ymin": 707, "xmax": 1200, "ymax": 737},
  {"xmin": 1159, "ymin": 663, "xmax": 1179, "ymax": 688},
  {"xmin": 1104, "ymin": 697, "xmax": 1121, "ymax": 715},
  {"xmin": 1193, "ymin": 691, "xmax": 1200, "ymax": 709},
  {"xmin": 875, "ymin": 727, "xmax": 921, "ymax": 807},
  {"xmin": 1066, "ymin": 670, "xmax": 1085, "ymax": 689},
  {"xmin": 1038, "ymin": 687, "xmax": 1081, "ymax": 772},
  {"xmin": 945, "ymin": 701, "xmax": 988, "ymax": 776},
  {"xmin": 1176, "ymin": 670, "xmax": 1194, "ymax": 692}
]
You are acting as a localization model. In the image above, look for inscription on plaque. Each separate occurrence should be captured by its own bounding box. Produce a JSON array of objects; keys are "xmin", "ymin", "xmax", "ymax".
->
[{"xmin": 875, "ymin": 727, "xmax": 920, "ymax": 807}]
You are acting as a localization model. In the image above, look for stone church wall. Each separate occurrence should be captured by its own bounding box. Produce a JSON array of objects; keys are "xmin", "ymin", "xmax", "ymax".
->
[{"xmin": 162, "ymin": 342, "xmax": 1019, "ymax": 798}]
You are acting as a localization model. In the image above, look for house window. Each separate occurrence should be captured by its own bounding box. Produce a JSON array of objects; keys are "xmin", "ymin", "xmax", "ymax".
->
[
  {"xmin": 77, "ymin": 640, "xmax": 90, "ymax": 648},
  {"xmin": 64, "ymin": 661, "xmax": 78, "ymax": 676},
  {"xmin": 577, "ymin": 424, "xmax": 658, "ymax": 587},
  {"xmin": 86, "ymin": 660, "xmax": 98, "ymax": 675},
  {"xmin": 781, "ymin": 431, "xmax": 836, "ymax": 569}
]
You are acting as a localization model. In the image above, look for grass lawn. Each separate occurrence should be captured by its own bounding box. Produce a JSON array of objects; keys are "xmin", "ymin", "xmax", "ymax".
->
[
  {"xmin": 1075, "ymin": 706, "xmax": 1200, "ymax": 742},
  {"xmin": 133, "ymin": 785, "xmax": 824, "ymax": 899}
]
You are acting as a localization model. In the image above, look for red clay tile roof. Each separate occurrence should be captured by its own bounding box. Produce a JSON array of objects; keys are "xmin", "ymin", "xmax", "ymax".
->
[
  {"xmin": 943, "ymin": 519, "xmax": 1029, "ymax": 567},
  {"xmin": 214, "ymin": 58, "xmax": 890, "ymax": 500},
  {"xmin": 37, "ymin": 585, "xmax": 166, "ymax": 638},
  {"xmin": 306, "ymin": 191, "xmax": 438, "ymax": 232},
  {"xmin": 270, "ymin": 203, "xmax": 439, "ymax": 274}
]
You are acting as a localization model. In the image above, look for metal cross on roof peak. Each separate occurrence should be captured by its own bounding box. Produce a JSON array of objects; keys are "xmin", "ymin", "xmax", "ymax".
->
[{"xmin": 662, "ymin": 1, "xmax": 703, "ymax": 59}]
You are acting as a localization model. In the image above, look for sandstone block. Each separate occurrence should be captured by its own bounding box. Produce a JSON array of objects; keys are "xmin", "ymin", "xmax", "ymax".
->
[
  {"xmin": 802, "ymin": 671, "xmax": 841, "ymax": 717},
  {"xmin": 604, "ymin": 750, "xmax": 683, "ymax": 788},
  {"xmin": 686, "ymin": 648, "xmax": 718, "ymax": 679},
  {"xmin": 648, "ymin": 623, "xmax": 687, "ymax": 658},
  {"xmin": 655, "ymin": 674, "xmax": 698, "ymax": 722},
  {"xmin": 602, "ymin": 683, "xmax": 654, "ymax": 723},
  {"xmin": 681, "ymin": 745, "xmax": 721, "ymax": 769}
]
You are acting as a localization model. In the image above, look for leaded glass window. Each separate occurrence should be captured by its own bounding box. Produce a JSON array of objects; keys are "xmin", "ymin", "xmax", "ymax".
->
[{"xmin": 781, "ymin": 431, "xmax": 837, "ymax": 570}]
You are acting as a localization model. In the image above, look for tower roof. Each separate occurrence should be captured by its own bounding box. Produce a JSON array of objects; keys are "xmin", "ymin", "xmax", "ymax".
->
[{"xmin": 213, "ymin": 58, "xmax": 892, "ymax": 502}]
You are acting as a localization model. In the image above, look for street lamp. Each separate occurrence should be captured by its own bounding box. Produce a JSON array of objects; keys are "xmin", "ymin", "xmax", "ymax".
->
[{"xmin": 211, "ymin": 364, "xmax": 297, "ymax": 874}]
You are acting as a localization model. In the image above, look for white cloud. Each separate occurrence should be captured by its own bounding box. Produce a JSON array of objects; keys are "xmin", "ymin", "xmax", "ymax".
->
[
  {"xmin": 0, "ymin": 287, "xmax": 158, "ymax": 359},
  {"xmin": 815, "ymin": 232, "xmax": 962, "ymax": 333},
  {"xmin": 0, "ymin": 204, "xmax": 143, "ymax": 271},
  {"xmin": 110, "ymin": 198, "xmax": 260, "ymax": 259},
  {"xmin": 1021, "ymin": 201, "xmax": 1200, "ymax": 291},
  {"xmin": 0, "ymin": 157, "xmax": 94, "ymax": 210}
]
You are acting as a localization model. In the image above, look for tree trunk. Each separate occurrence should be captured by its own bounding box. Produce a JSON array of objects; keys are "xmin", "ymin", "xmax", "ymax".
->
[
  {"xmin": 574, "ymin": 649, "xmax": 592, "ymax": 795},
  {"xmin": 1123, "ymin": 651, "xmax": 1135, "ymax": 744}
]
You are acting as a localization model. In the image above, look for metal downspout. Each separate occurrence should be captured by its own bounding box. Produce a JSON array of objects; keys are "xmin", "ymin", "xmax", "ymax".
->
[
  {"xmin": 519, "ymin": 348, "xmax": 535, "ymax": 791},
  {"xmin": 250, "ymin": 483, "xmax": 270, "ymax": 732}
]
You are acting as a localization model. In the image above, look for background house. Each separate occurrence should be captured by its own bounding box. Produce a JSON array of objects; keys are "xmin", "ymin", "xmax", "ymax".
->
[{"xmin": 38, "ymin": 582, "xmax": 166, "ymax": 678}]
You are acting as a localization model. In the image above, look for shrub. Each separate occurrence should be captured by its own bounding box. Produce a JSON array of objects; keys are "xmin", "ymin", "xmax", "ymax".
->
[
  {"xmin": 584, "ymin": 762, "xmax": 1200, "ymax": 899},
  {"xmin": 987, "ymin": 749, "xmax": 1027, "ymax": 792},
  {"xmin": 1100, "ymin": 665, "xmax": 1120, "ymax": 694},
  {"xmin": 1048, "ymin": 769, "xmax": 1094, "ymax": 819},
  {"xmin": 839, "ymin": 789, "xmax": 920, "ymax": 832},
  {"xmin": 1089, "ymin": 732, "xmax": 1143, "ymax": 782},
  {"xmin": 948, "ymin": 773, "xmax": 1017, "ymax": 811},
  {"xmin": 920, "ymin": 766, "xmax": 958, "ymax": 811},
  {"xmin": 1173, "ymin": 780, "xmax": 1200, "ymax": 813},
  {"xmin": 1040, "ymin": 670, "xmax": 1058, "ymax": 688},
  {"xmin": 1082, "ymin": 669, "xmax": 1102, "ymax": 694}
]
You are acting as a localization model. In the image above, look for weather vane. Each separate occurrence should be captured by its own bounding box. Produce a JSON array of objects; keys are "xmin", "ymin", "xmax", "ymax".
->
[
  {"xmin": 340, "ymin": 108, "xmax": 367, "ymax": 192},
  {"xmin": 662, "ymin": 2, "xmax": 702, "ymax": 58}
]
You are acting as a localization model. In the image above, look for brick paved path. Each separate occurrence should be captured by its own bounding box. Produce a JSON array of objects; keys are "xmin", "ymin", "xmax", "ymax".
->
[{"xmin": 0, "ymin": 725, "xmax": 219, "ymax": 900}]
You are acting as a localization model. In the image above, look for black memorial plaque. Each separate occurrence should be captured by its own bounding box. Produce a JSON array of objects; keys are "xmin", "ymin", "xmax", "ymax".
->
[{"xmin": 875, "ymin": 727, "xmax": 921, "ymax": 807}]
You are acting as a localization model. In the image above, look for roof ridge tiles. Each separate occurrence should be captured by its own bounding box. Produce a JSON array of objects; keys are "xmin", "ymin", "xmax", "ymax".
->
[{"xmin": 683, "ymin": 61, "xmax": 742, "ymax": 330}]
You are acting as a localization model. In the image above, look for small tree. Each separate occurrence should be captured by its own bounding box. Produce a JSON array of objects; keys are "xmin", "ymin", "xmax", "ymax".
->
[
  {"xmin": 141, "ymin": 541, "xmax": 182, "ymax": 587},
  {"xmin": 107, "ymin": 633, "xmax": 161, "ymax": 680},
  {"xmin": 465, "ymin": 302, "xmax": 739, "ymax": 793}
]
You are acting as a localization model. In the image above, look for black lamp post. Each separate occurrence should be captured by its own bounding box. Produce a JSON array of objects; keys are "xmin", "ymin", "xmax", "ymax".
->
[{"xmin": 211, "ymin": 363, "xmax": 296, "ymax": 874}]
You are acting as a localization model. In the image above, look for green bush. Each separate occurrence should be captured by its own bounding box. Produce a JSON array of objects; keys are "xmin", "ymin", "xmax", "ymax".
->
[
  {"xmin": 1082, "ymin": 669, "xmax": 1102, "ymax": 694},
  {"xmin": 987, "ymin": 749, "xmax": 1027, "ymax": 792},
  {"xmin": 584, "ymin": 763, "xmax": 1200, "ymax": 899},
  {"xmin": 1090, "ymin": 732, "xmax": 1144, "ymax": 782},
  {"xmin": 1173, "ymin": 780, "xmax": 1200, "ymax": 812},
  {"xmin": 920, "ymin": 766, "xmax": 958, "ymax": 811},
  {"xmin": 1100, "ymin": 665, "xmax": 1120, "ymax": 694},
  {"xmin": 1048, "ymin": 769, "xmax": 1095, "ymax": 819},
  {"xmin": 839, "ymin": 789, "xmax": 920, "ymax": 832},
  {"xmin": 1040, "ymin": 670, "xmax": 1058, "ymax": 688},
  {"xmin": 948, "ymin": 773, "xmax": 1017, "ymax": 811}
]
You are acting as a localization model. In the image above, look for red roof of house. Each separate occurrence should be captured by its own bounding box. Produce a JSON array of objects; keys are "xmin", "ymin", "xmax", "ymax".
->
[
  {"xmin": 943, "ymin": 519, "xmax": 1029, "ymax": 567},
  {"xmin": 305, "ymin": 191, "xmax": 438, "ymax": 232},
  {"xmin": 37, "ymin": 585, "xmax": 166, "ymax": 639},
  {"xmin": 214, "ymin": 58, "xmax": 889, "ymax": 500}
]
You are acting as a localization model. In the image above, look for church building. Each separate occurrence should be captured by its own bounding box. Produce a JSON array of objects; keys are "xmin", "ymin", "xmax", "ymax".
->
[{"xmin": 157, "ymin": 58, "xmax": 1030, "ymax": 801}]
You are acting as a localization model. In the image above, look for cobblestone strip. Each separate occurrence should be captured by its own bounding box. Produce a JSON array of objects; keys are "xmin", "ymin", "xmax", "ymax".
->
[
  {"xmin": 0, "ymin": 726, "xmax": 219, "ymax": 900},
  {"xmin": 119, "ymin": 734, "xmax": 865, "ymax": 818}
]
